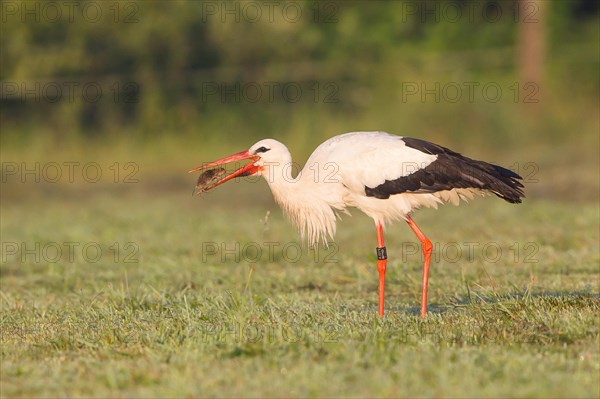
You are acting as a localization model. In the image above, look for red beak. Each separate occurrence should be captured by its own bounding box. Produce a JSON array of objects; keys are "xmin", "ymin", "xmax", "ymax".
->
[{"xmin": 188, "ymin": 150, "xmax": 260, "ymax": 191}]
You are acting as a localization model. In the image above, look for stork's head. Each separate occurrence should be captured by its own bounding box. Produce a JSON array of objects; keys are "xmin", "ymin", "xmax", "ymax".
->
[{"xmin": 188, "ymin": 138, "xmax": 292, "ymax": 191}]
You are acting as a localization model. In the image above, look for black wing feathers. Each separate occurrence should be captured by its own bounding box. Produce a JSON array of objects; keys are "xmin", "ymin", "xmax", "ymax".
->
[{"xmin": 364, "ymin": 137, "xmax": 525, "ymax": 203}]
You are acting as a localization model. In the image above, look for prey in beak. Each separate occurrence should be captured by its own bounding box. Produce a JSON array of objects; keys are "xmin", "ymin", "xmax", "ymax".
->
[
  {"xmin": 191, "ymin": 167, "xmax": 226, "ymax": 196},
  {"xmin": 188, "ymin": 150, "xmax": 260, "ymax": 194}
]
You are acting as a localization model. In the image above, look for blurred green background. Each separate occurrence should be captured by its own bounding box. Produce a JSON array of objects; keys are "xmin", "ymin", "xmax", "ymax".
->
[{"xmin": 1, "ymin": 0, "xmax": 599, "ymax": 200}]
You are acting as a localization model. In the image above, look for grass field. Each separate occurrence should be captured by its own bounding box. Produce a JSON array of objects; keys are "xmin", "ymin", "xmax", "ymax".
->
[{"xmin": 1, "ymin": 178, "xmax": 599, "ymax": 397}]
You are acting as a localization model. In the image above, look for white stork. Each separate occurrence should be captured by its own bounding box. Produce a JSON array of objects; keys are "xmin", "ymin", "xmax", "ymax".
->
[{"xmin": 190, "ymin": 131, "xmax": 524, "ymax": 318}]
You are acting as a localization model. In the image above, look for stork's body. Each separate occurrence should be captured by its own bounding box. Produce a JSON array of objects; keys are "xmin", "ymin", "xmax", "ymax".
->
[{"xmin": 190, "ymin": 131, "xmax": 524, "ymax": 317}]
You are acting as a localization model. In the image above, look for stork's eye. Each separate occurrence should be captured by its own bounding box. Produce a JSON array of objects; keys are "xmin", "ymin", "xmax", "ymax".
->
[{"xmin": 255, "ymin": 146, "xmax": 270, "ymax": 154}]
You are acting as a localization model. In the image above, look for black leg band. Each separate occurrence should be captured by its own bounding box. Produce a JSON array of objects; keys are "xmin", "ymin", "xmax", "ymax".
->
[{"xmin": 376, "ymin": 246, "xmax": 387, "ymax": 260}]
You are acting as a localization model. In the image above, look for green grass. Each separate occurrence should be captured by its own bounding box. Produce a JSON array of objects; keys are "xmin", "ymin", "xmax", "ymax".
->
[{"xmin": 1, "ymin": 184, "xmax": 599, "ymax": 397}]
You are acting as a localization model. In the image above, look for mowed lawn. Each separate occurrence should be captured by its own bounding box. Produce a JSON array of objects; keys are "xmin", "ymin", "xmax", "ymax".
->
[{"xmin": 1, "ymin": 184, "xmax": 599, "ymax": 398}]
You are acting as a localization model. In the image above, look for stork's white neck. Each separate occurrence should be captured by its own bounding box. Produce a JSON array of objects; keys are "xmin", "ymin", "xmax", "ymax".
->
[{"xmin": 258, "ymin": 158, "xmax": 343, "ymax": 246}]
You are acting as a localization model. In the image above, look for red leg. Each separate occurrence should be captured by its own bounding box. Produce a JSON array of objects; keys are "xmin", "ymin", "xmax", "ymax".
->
[
  {"xmin": 376, "ymin": 223, "xmax": 387, "ymax": 317},
  {"xmin": 406, "ymin": 216, "xmax": 433, "ymax": 318}
]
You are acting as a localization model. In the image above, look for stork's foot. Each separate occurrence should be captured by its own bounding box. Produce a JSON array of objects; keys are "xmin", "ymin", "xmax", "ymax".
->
[
  {"xmin": 375, "ymin": 223, "xmax": 387, "ymax": 317},
  {"xmin": 377, "ymin": 250, "xmax": 387, "ymax": 317},
  {"xmin": 406, "ymin": 216, "xmax": 433, "ymax": 319}
]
